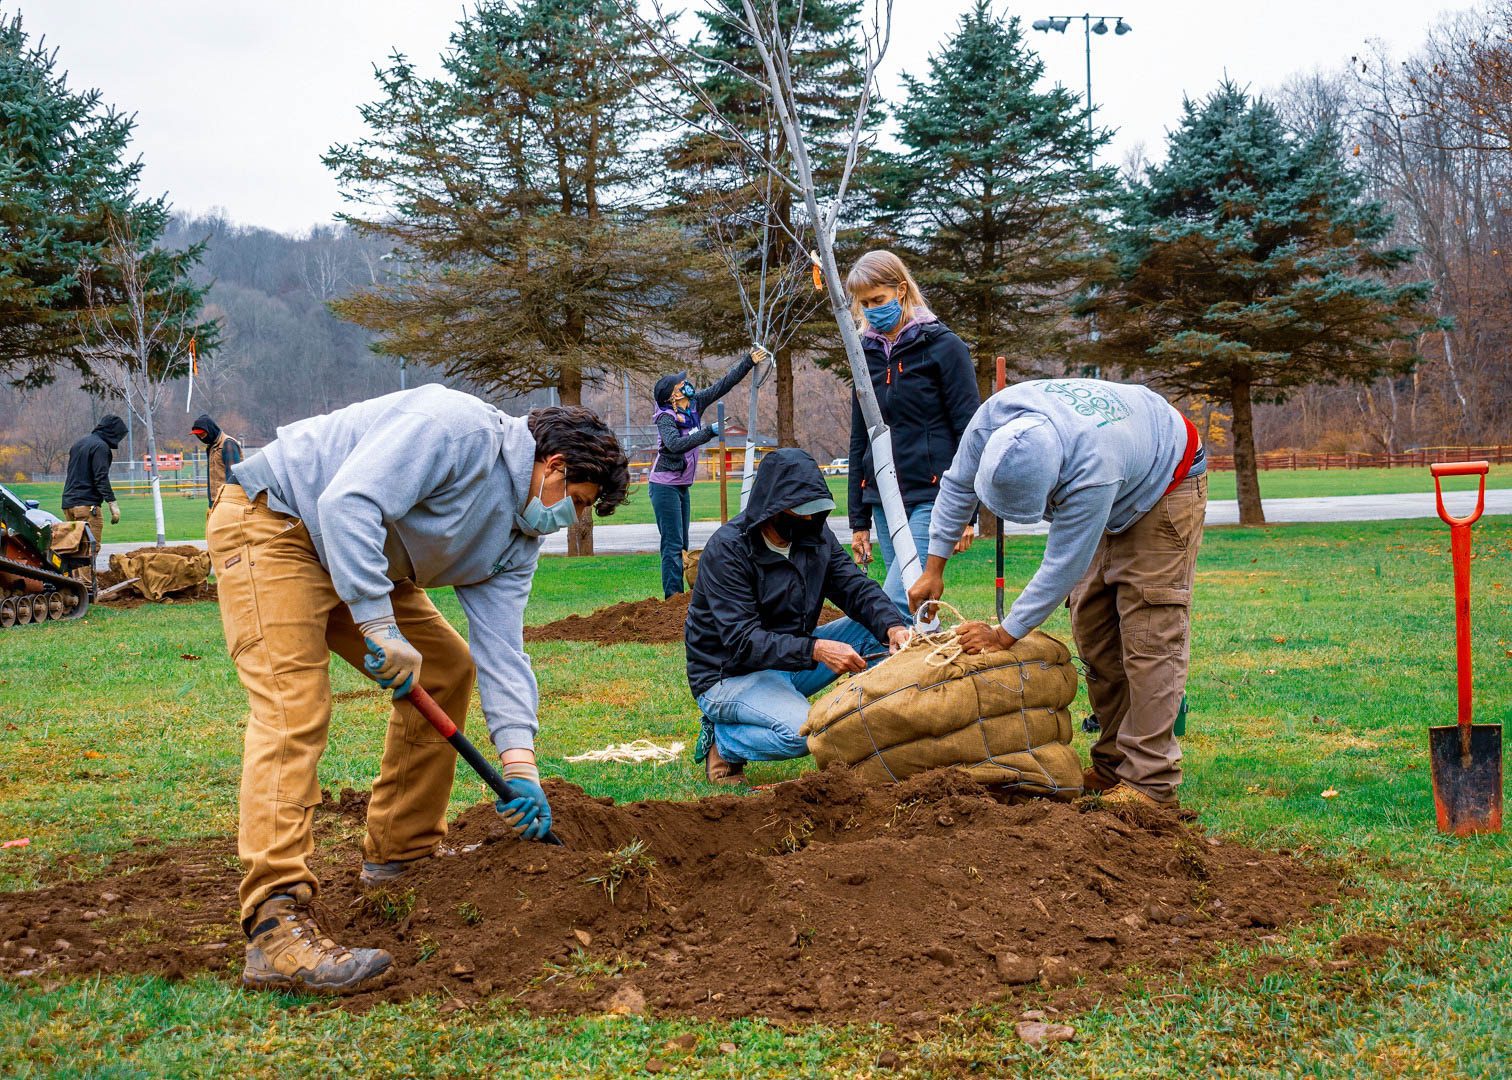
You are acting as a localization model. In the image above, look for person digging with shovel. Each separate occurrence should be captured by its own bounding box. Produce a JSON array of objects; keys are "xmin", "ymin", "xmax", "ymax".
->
[
  {"xmin": 685, "ymin": 448, "xmax": 911, "ymax": 784},
  {"xmin": 208, "ymin": 387, "xmax": 628, "ymax": 993},
  {"xmin": 908, "ymin": 378, "xmax": 1206, "ymax": 810}
]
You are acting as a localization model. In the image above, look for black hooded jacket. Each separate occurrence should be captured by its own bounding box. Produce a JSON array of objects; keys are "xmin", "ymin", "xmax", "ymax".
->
[
  {"xmin": 684, "ymin": 448, "xmax": 906, "ymax": 699},
  {"xmin": 62, "ymin": 415, "xmax": 126, "ymax": 509},
  {"xmin": 847, "ymin": 321, "xmax": 980, "ymax": 530}
]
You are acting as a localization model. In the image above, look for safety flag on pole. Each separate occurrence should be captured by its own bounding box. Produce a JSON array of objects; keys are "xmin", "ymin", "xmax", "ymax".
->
[
  {"xmin": 185, "ymin": 337, "xmax": 198, "ymax": 411},
  {"xmin": 809, "ymin": 250, "xmax": 823, "ymax": 291}
]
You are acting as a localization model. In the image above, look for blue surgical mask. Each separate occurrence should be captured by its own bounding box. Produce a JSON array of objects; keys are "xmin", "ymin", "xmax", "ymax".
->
[
  {"xmin": 515, "ymin": 472, "xmax": 578, "ymax": 537},
  {"xmin": 864, "ymin": 298, "xmax": 903, "ymax": 333}
]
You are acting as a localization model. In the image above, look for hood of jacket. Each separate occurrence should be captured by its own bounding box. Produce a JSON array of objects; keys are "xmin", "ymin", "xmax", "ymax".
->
[
  {"xmin": 94, "ymin": 415, "xmax": 127, "ymax": 449},
  {"xmin": 734, "ymin": 448, "xmax": 834, "ymax": 535},
  {"xmin": 191, "ymin": 413, "xmax": 222, "ymax": 445},
  {"xmin": 654, "ymin": 372, "xmax": 689, "ymax": 408},
  {"xmin": 974, "ymin": 414, "xmax": 1064, "ymax": 524}
]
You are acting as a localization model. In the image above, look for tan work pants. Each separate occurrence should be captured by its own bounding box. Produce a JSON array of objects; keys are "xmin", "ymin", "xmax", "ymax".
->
[
  {"xmin": 207, "ymin": 485, "xmax": 475, "ymax": 923},
  {"xmin": 64, "ymin": 505, "xmax": 103, "ymax": 580},
  {"xmin": 1069, "ymin": 473, "xmax": 1207, "ymax": 802}
]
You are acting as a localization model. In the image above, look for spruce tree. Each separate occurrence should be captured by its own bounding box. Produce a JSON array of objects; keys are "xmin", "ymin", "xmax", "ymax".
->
[
  {"xmin": 0, "ymin": 14, "xmax": 210, "ymax": 387},
  {"xmin": 665, "ymin": 0, "xmax": 872, "ymax": 446},
  {"xmin": 876, "ymin": 2, "xmax": 1114, "ymax": 395},
  {"xmin": 1086, "ymin": 83, "xmax": 1435, "ymax": 524}
]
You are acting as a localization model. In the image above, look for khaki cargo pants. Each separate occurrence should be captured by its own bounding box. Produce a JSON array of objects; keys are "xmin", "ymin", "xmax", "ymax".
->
[
  {"xmin": 207, "ymin": 485, "xmax": 475, "ymax": 924},
  {"xmin": 64, "ymin": 505, "xmax": 103, "ymax": 581},
  {"xmin": 1069, "ymin": 473, "xmax": 1207, "ymax": 802}
]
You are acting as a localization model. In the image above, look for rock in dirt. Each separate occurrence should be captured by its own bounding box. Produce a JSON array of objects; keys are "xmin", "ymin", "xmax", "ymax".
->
[
  {"xmin": 1038, "ymin": 955, "xmax": 1079, "ymax": 987},
  {"xmin": 1015, "ymin": 1021, "xmax": 1076, "ymax": 1048},
  {"xmin": 607, "ymin": 984, "xmax": 647, "ymax": 1016},
  {"xmin": 995, "ymin": 951, "xmax": 1039, "ymax": 985}
]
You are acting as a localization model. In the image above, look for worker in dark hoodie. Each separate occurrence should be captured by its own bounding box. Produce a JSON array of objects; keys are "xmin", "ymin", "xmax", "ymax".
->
[
  {"xmin": 191, "ymin": 413, "xmax": 243, "ymax": 506},
  {"xmin": 212, "ymin": 386, "xmax": 628, "ymax": 994},
  {"xmin": 648, "ymin": 348, "xmax": 765, "ymax": 598},
  {"xmin": 685, "ymin": 448, "xmax": 910, "ymax": 784},
  {"xmin": 62, "ymin": 414, "xmax": 127, "ymax": 569}
]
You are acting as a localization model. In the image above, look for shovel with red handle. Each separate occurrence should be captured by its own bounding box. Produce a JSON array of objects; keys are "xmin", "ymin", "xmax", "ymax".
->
[
  {"xmin": 1427, "ymin": 460, "xmax": 1501, "ymax": 836},
  {"xmin": 407, "ymin": 684, "xmax": 565, "ymax": 846}
]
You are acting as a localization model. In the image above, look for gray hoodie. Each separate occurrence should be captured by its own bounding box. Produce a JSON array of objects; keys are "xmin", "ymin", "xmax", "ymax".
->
[
  {"xmin": 929, "ymin": 379, "xmax": 1192, "ymax": 640},
  {"xmin": 233, "ymin": 385, "xmax": 545, "ymax": 753}
]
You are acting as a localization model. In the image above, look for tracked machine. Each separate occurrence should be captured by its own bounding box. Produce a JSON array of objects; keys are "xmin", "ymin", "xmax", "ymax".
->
[{"xmin": 0, "ymin": 482, "xmax": 93, "ymax": 627}]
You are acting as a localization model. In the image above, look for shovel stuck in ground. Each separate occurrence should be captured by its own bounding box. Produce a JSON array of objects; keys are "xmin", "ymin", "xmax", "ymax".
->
[
  {"xmin": 407, "ymin": 684, "xmax": 565, "ymax": 846},
  {"xmin": 1427, "ymin": 461, "xmax": 1501, "ymax": 836}
]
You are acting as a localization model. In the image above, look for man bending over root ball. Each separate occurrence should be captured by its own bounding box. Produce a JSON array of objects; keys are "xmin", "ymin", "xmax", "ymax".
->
[
  {"xmin": 209, "ymin": 386, "xmax": 628, "ymax": 993},
  {"xmin": 909, "ymin": 378, "xmax": 1207, "ymax": 810},
  {"xmin": 685, "ymin": 448, "xmax": 911, "ymax": 784}
]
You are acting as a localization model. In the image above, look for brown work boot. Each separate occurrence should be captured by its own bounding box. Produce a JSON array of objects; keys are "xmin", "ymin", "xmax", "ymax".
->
[
  {"xmin": 243, "ymin": 884, "xmax": 392, "ymax": 994},
  {"xmin": 706, "ymin": 740, "xmax": 746, "ymax": 786},
  {"xmin": 1098, "ymin": 783, "xmax": 1179, "ymax": 810},
  {"xmin": 1081, "ymin": 766, "xmax": 1118, "ymax": 793}
]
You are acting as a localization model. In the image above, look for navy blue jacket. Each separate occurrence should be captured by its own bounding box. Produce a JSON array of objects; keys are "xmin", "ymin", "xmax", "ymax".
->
[
  {"xmin": 684, "ymin": 448, "xmax": 905, "ymax": 698},
  {"xmin": 847, "ymin": 321, "xmax": 979, "ymax": 531}
]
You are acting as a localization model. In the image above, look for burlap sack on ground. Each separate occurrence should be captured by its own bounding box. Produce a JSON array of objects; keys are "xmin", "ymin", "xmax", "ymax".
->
[
  {"xmin": 108, "ymin": 548, "xmax": 212, "ymax": 602},
  {"xmin": 802, "ymin": 629, "xmax": 1082, "ymax": 795},
  {"xmin": 48, "ymin": 521, "xmax": 89, "ymax": 556},
  {"xmin": 682, "ymin": 549, "xmax": 702, "ymax": 589}
]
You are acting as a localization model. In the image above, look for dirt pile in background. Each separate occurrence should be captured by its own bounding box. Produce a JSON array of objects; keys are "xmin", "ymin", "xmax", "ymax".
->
[
  {"xmin": 0, "ymin": 769, "xmax": 1340, "ymax": 1023},
  {"xmin": 95, "ymin": 545, "xmax": 218, "ymax": 608},
  {"xmin": 526, "ymin": 592, "xmax": 841, "ymax": 645}
]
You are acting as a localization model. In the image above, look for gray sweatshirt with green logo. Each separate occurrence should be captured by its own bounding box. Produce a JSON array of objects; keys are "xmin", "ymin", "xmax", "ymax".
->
[
  {"xmin": 929, "ymin": 379, "xmax": 1191, "ymax": 639},
  {"xmin": 233, "ymin": 385, "xmax": 545, "ymax": 753}
]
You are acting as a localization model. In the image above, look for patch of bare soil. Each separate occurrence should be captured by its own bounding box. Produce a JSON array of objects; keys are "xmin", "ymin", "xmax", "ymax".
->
[
  {"xmin": 526, "ymin": 592, "xmax": 841, "ymax": 645},
  {"xmin": 0, "ymin": 769, "xmax": 1341, "ymax": 1024}
]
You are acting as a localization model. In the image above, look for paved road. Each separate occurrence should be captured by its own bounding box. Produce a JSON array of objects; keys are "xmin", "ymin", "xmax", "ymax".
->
[{"xmin": 96, "ymin": 488, "xmax": 1511, "ymax": 567}]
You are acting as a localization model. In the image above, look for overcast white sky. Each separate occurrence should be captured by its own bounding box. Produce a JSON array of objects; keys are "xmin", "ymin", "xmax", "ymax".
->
[{"xmin": 28, "ymin": 0, "xmax": 1471, "ymax": 234}]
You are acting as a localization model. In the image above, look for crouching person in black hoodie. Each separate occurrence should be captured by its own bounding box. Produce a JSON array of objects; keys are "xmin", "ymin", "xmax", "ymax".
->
[{"xmin": 685, "ymin": 448, "xmax": 911, "ymax": 784}]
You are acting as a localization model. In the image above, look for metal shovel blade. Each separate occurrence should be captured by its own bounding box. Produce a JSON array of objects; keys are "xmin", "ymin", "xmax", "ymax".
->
[{"xmin": 1428, "ymin": 723, "xmax": 1503, "ymax": 836}]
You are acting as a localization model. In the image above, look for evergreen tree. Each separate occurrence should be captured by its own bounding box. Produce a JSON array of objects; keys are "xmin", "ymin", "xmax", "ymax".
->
[
  {"xmin": 327, "ymin": 0, "xmax": 693, "ymax": 410},
  {"xmin": 665, "ymin": 0, "xmax": 872, "ymax": 446},
  {"xmin": 876, "ymin": 2, "xmax": 1114, "ymax": 395},
  {"xmin": 1085, "ymin": 83, "xmax": 1435, "ymax": 524},
  {"xmin": 0, "ymin": 14, "xmax": 210, "ymax": 387}
]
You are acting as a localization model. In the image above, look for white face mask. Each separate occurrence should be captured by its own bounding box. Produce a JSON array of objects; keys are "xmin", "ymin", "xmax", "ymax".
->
[{"xmin": 515, "ymin": 470, "xmax": 578, "ymax": 537}]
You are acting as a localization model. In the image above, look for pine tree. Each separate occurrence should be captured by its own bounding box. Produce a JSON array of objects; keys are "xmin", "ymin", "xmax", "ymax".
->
[
  {"xmin": 876, "ymin": 2, "xmax": 1114, "ymax": 396},
  {"xmin": 1086, "ymin": 83, "xmax": 1435, "ymax": 524},
  {"xmin": 327, "ymin": 0, "xmax": 694, "ymax": 409},
  {"xmin": 665, "ymin": 0, "xmax": 872, "ymax": 446},
  {"xmin": 0, "ymin": 14, "xmax": 210, "ymax": 388}
]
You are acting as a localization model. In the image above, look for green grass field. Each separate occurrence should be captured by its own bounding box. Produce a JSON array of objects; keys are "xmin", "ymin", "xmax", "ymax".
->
[
  {"xmin": 12, "ymin": 465, "xmax": 1509, "ymax": 545},
  {"xmin": 2, "ymin": 517, "xmax": 1510, "ymax": 1076}
]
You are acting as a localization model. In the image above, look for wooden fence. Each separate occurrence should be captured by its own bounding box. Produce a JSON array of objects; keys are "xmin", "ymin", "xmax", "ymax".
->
[{"xmin": 1206, "ymin": 446, "xmax": 1511, "ymax": 471}]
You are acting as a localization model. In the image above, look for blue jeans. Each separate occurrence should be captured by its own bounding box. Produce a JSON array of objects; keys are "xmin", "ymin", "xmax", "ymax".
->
[
  {"xmin": 872, "ymin": 503, "xmax": 934, "ymax": 614},
  {"xmin": 695, "ymin": 617, "xmax": 884, "ymax": 764},
  {"xmin": 649, "ymin": 482, "xmax": 692, "ymax": 598}
]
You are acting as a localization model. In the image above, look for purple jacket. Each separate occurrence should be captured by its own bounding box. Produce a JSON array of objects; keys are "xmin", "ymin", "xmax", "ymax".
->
[{"xmin": 649, "ymin": 404, "xmax": 705, "ymax": 485}]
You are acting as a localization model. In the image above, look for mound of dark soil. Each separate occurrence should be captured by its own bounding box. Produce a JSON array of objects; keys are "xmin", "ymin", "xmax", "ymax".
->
[
  {"xmin": 0, "ymin": 769, "xmax": 1340, "ymax": 1024},
  {"xmin": 96, "ymin": 545, "xmax": 217, "ymax": 607},
  {"xmin": 526, "ymin": 592, "xmax": 841, "ymax": 645}
]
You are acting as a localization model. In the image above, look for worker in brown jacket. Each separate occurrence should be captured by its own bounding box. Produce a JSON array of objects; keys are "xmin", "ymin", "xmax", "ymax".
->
[{"xmin": 192, "ymin": 414, "xmax": 243, "ymax": 506}]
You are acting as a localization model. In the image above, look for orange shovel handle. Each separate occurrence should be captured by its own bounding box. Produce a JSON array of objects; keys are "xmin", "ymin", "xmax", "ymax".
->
[{"xmin": 1431, "ymin": 460, "xmax": 1488, "ymax": 528}]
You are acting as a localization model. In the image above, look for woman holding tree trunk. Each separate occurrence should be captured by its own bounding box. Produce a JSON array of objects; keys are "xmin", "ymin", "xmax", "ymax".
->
[
  {"xmin": 648, "ymin": 350, "xmax": 765, "ymax": 598},
  {"xmin": 846, "ymin": 251, "xmax": 980, "ymax": 611}
]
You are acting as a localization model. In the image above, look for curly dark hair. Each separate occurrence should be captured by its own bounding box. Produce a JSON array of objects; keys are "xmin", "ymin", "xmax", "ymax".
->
[{"xmin": 527, "ymin": 406, "xmax": 630, "ymax": 517}]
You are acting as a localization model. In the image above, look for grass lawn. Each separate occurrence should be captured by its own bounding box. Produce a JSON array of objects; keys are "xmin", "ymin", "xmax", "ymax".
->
[
  {"xmin": 12, "ymin": 466, "xmax": 1509, "ymax": 544},
  {"xmin": 1, "ymin": 517, "xmax": 1510, "ymax": 1076}
]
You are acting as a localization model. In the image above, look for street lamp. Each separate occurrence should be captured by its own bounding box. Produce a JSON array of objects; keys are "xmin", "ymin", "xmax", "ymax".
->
[
  {"xmin": 1033, "ymin": 14, "xmax": 1133, "ymax": 380},
  {"xmin": 1031, "ymin": 14, "xmax": 1133, "ymax": 170}
]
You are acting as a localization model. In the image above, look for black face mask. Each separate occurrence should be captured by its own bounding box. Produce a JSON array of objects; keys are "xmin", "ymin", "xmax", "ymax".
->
[{"xmin": 770, "ymin": 513, "xmax": 822, "ymax": 543}]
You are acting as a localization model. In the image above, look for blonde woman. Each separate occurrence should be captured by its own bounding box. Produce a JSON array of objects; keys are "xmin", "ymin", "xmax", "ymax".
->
[{"xmin": 846, "ymin": 250, "xmax": 978, "ymax": 611}]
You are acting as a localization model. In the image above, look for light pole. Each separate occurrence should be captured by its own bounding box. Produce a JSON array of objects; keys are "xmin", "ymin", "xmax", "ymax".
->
[{"xmin": 1032, "ymin": 14, "xmax": 1131, "ymax": 379}]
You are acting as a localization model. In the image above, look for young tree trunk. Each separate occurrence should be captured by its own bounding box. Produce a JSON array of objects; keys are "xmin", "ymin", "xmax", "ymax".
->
[
  {"xmin": 1229, "ymin": 371, "xmax": 1265, "ymax": 526},
  {"xmin": 556, "ymin": 366, "xmax": 595, "ymax": 557},
  {"xmin": 141, "ymin": 399, "xmax": 166, "ymax": 547},
  {"xmin": 775, "ymin": 343, "xmax": 796, "ymax": 446}
]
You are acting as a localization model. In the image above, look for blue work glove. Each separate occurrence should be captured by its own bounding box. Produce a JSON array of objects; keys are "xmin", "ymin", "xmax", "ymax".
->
[
  {"xmin": 706, "ymin": 420, "xmax": 723, "ymax": 437},
  {"xmin": 494, "ymin": 761, "xmax": 553, "ymax": 841},
  {"xmin": 359, "ymin": 618, "xmax": 421, "ymax": 698}
]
